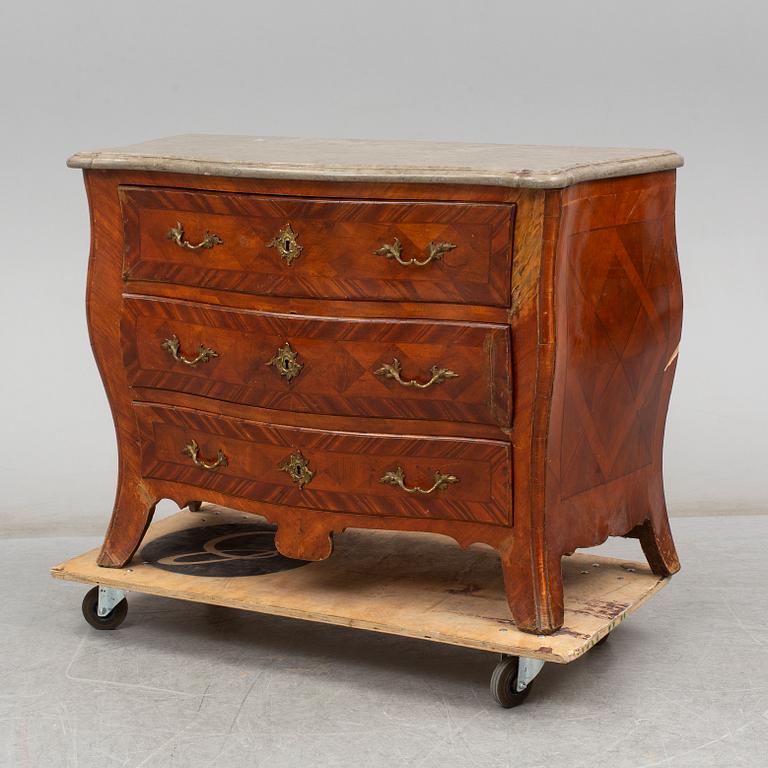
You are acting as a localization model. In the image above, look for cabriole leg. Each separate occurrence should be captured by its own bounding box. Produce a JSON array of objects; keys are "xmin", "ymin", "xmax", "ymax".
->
[
  {"xmin": 500, "ymin": 542, "xmax": 565, "ymax": 634},
  {"xmin": 97, "ymin": 480, "xmax": 157, "ymax": 568},
  {"xmin": 625, "ymin": 516, "xmax": 680, "ymax": 577}
]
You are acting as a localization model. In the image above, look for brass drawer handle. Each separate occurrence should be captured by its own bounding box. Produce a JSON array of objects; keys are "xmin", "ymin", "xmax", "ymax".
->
[
  {"xmin": 380, "ymin": 466, "xmax": 458, "ymax": 495},
  {"xmin": 280, "ymin": 451, "xmax": 314, "ymax": 489},
  {"xmin": 375, "ymin": 358, "xmax": 458, "ymax": 389},
  {"xmin": 267, "ymin": 341, "xmax": 303, "ymax": 382},
  {"xmin": 161, "ymin": 335, "xmax": 218, "ymax": 367},
  {"xmin": 182, "ymin": 440, "xmax": 228, "ymax": 471},
  {"xmin": 374, "ymin": 237, "xmax": 456, "ymax": 267},
  {"xmin": 166, "ymin": 222, "xmax": 223, "ymax": 251},
  {"xmin": 267, "ymin": 223, "xmax": 303, "ymax": 265}
]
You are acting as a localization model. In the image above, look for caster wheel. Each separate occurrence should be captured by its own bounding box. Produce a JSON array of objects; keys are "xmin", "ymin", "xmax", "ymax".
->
[
  {"xmin": 595, "ymin": 633, "xmax": 610, "ymax": 647},
  {"xmin": 81, "ymin": 586, "xmax": 128, "ymax": 630},
  {"xmin": 187, "ymin": 501, "xmax": 202, "ymax": 512},
  {"xmin": 490, "ymin": 656, "xmax": 533, "ymax": 708}
]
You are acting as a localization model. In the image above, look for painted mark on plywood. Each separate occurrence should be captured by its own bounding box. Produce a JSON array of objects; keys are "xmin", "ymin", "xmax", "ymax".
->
[
  {"xmin": 567, "ymin": 599, "xmax": 630, "ymax": 621},
  {"xmin": 552, "ymin": 627, "xmax": 590, "ymax": 640},
  {"xmin": 139, "ymin": 523, "xmax": 309, "ymax": 577}
]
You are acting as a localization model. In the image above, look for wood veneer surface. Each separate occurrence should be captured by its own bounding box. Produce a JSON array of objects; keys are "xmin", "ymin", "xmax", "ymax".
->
[{"xmin": 76, "ymin": 156, "xmax": 682, "ymax": 635}]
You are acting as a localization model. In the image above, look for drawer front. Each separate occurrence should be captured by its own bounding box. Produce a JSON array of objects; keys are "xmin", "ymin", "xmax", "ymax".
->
[
  {"xmin": 135, "ymin": 404, "xmax": 512, "ymax": 525},
  {"xmin": 120, "ymin": 186, "xmax": 514, "ymax": 306},
  {"xmin": 123, "ymin": 297, "xmax": 512, "ymax": 427}
]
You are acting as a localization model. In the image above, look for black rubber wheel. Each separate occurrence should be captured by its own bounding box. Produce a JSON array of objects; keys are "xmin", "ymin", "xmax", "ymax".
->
[
  {"xmin": 490, "ymin": 656, "xmax": 533, "ymax": 708},
  {"xmin": 595, "ymin": 633, "xmax": 610, "ymax": 647},
  {"xmin": 81, "ymin": 586, "xmax": 128, "ymax": 630}
]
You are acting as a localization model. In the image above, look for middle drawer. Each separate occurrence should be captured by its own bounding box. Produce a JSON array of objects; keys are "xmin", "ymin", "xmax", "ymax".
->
[{"xmin": 122, "ymin": 296, "xmax": 512, "ymax": 427}]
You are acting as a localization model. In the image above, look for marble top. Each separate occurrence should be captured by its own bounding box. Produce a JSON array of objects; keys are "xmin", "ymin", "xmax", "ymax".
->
[{"xmin": 67, "ymin": 135, "xmax": 683, "ymax": 189}]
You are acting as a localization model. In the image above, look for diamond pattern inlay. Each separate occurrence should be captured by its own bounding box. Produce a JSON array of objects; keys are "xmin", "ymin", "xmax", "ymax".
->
[{"xmin": 560, "ymin": 194, "xmax": 675, "ymax": 499}]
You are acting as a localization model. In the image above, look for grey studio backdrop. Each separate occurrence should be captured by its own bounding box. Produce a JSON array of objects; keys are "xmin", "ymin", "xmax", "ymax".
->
[{"xmin": 1, "ymin": 0, "xmax": 766, "ymax": 538}]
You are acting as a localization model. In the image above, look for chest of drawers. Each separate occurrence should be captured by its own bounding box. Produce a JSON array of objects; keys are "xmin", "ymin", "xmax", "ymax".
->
[{"xmin": 69, "ymin": 136, "xmax": 683, "ymax": 634}]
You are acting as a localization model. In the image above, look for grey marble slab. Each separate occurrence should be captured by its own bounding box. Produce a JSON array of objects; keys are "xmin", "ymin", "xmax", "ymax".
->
[{"xmin": 67, "ymin": 134, "xmax": 683, "ymax": 188}]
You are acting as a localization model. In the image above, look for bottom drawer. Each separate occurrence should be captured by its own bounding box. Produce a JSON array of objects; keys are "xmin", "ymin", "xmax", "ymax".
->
[{"xmin": 135, "ymin": 404, "xmax": 512, "ymax": 525}]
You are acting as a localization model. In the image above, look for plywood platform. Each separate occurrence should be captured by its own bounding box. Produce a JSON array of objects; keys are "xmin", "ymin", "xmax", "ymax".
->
[{"xmin": 50, "ymin": 506, "xmax": 669, "ymax": 663}]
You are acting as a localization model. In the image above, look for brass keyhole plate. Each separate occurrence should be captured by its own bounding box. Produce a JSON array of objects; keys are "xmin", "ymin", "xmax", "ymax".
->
[
  {"xmin": 279, "ymin": 451, "xmax": 315, "ymax": 489},
  {"xmin": 267, "ymin": 341, "xmax": 303, "ymax": 382},
  {"xmin": 267, "ymin": 223, "xmax": 303, "ymax": 265}
]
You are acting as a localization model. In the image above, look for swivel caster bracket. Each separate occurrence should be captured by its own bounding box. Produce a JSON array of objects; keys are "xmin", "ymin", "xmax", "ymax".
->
[
  {"xmin": 97, "ymin": 586, "xmax": 126, "ymax": 617},
  {"xmin": 515, "ymin": 656, "xmax": 546, "ymax": 692}
]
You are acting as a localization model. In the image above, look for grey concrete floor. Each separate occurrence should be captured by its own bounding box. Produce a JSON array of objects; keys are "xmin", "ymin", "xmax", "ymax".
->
[{"xmin": 1, "ymin": 516, "xmax": 767, "ymax": 768}]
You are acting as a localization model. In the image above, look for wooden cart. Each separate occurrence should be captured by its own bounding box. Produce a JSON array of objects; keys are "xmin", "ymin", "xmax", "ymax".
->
[{"xmin": 51, "ymin": 505, "xmax": 669, "ymax": 708}]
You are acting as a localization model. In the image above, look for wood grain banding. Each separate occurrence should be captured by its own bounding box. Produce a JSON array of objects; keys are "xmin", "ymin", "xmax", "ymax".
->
[
  {"xmin": 135, "ymin": 403, "xmax": 513, "ymax": 527},
  {"xmin": 122, "ymin": 295, "xmax": 512, "ymax": 427},
  {"xmin": 79, "ymin": 158, "xmax": 682, "ymax": 635},
  {"xmin": 121, "ymin": 186, "xmax": 515, "ymax": 307}
]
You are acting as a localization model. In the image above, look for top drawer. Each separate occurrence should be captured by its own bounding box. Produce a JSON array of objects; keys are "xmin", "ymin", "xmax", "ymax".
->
[{"xmin": 120, "ymin": 187, "xmax": 515, "ymax": 307}]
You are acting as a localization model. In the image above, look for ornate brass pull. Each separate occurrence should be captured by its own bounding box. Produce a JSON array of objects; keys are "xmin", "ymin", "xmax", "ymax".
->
[
  {"xmin": 161, "ymin": 335, "xmax": 218, "ymax": 367},
  {"xmin": 379, "ymin": 466, "xmax": 458, "ymax": 495},
  {"xmin": 375, "ymin": 358, "xmax": 458, "ymax": 389},
  {"xmin": 267, "ymin": 223, "xmax": 303, "ymax": 265},
  {"xmin": 374, "ymin": 237, "xmax": 457, "ymax": 267},
  {"xmin": 182, "ymin": 440, "xmax": 228, "ymax": 471},
  {"xmin": 267, "ymin": 341, "xmax": 303, "ymax": 382},
  {"xmin": 166, "ymin": 222, "xmax": 223, "ymax": 251},
  {"xmin": 280, "ymin": 451, "xmax": 314, "ymax": 489}
]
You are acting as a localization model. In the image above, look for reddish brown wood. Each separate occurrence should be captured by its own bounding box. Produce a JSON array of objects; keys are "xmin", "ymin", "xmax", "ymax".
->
[
  {"xmin": 122, "ymin": 278, "xmax": 513, "ymax": 325},
  {"xmin": 121, "ymin": 186, "xmax": 515, "ymax": 306},
  {"xmin": 501, "ymin": 186, "xmax": 563, "ymax": 633},
  {"xmin": 102, "ymin": 168, "xmax": 525, "ymax": 203},
  {"xmin": 80, "ymin": 167, "xmax": 681, "ymax": 634},
  {"xmin": 129, "ymin": 388, "xmax": 512, "ymax": 441},
  {"xmin": 122, "ymin": 295, "xmax": 511, "ymax": 427},
  {"xmin": 533, "ymin": 171, "xmax": 683, "ymax": 631},
  {"xmin": 135, "ymin": 403, "xmax": 513, "ymax": 532}
]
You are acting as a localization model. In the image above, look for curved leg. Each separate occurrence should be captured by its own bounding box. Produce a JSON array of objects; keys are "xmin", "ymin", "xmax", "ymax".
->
[
  {"xmin": 626, "ymin": 516, "xmax": 680, "ymax": 577},
  {"xmin": 97, "ymin": 479, "xmax": 157, "ymax": 567},
  {"xmin": 499, "ymin": 540, "xmax": 564, "ymax": 634}
]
